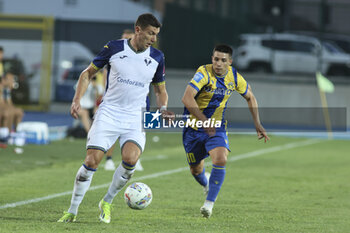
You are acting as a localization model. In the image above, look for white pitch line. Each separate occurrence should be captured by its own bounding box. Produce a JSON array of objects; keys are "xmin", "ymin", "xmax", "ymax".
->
[
  {"xmin": 0, "ymin": 139, "xmax": 320, "ymax": 210},
  {"xmin": 229, "ymin": 138, "xmax": 319, "ymax": 162}
]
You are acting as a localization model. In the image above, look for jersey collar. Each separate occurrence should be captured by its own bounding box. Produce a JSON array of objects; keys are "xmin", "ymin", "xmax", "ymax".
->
[
  {"xmin": 127, "ymin": 39, "xmax": 148, "ymax": 54},
  {"xmin": 212, "ymin": 67, "xmax": 228, "ymax": 79}
]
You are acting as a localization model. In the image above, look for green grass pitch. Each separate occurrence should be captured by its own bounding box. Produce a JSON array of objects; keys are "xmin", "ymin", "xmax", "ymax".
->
[{"xmin": 0, "ymin": 133, "xmax": 349, "ymax": 233}]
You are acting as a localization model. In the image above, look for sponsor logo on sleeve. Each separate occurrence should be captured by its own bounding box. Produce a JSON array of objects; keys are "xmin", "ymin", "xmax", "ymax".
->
[{"xmin": 193, "ymin": 72, "xmax": 204, "ymax": 83}]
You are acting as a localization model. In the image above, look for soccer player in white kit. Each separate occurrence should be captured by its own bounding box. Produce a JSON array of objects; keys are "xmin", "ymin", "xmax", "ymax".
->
[{"xmin": 58, "ymin": 13, "xmax": 171, "ymax": 223}]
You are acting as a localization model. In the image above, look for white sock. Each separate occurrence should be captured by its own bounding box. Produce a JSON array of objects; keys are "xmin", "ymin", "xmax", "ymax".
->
[
  {"xmin": 68, "ymin": 165, "xmax": 95, "ymax": 215},
  {"xmin": 103, "ymin": 162, "xmax": 135, "ymax": 203},
  {"xmin": 203, "ymin": 200, "xmax": 214, "ymax": 210}
]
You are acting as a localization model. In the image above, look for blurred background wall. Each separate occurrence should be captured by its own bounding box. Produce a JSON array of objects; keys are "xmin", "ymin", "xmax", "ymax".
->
[
  {"xmin": 0, "ymin": 0, "xmax": 349, "ymax": 129},
  {"xmin": 2, "ymin": 0, "xmax": 350, "ymax": 66}
]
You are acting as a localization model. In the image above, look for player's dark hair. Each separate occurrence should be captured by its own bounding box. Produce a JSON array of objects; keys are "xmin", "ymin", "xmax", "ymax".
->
[
  {"xmin": 0, "ymin": 46, "xmax": 3, "ymax": 52},
  {"xmin": 135, "ymin": 13, "xmax": 161, "ymax": 29},
  {"xmin": 213, "ymin": 44, "xmax": 233, "ymax": 57}
]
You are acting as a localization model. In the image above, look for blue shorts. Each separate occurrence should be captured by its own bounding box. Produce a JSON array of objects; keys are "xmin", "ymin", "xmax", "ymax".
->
[{"xmin": 182, "ymin": 127, "xmax": 230, "ymax": 165}]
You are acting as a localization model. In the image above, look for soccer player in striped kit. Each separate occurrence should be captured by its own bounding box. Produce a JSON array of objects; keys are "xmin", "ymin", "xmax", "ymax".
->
[{"xmin": 182, "ymin": 44, "xmax": 269, "ymax": 218}]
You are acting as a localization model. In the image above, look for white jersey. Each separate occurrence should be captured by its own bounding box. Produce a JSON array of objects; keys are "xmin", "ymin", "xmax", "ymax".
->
[{"xmin": 91, "ymin": 39, "xmax": 165, "ymax": 128}]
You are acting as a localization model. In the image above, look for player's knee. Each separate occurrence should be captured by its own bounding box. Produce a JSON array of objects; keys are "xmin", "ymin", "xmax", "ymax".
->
[
  {"xmin": 122, "ymin": 151, "xmax": 139, "ymax": 165},
  {"xmin": 190, "ymin": 165, "xmax": 203, "ymax": 175},
  {"xmin": 121, "ymin": 146, "xmax": 140, "ymax": 165},
  {"xmin": 212, "ymin": 155, "xmax": 227, "ymax": 166},
  {"xmin": 84, "ymin": 160, "xmax": 97, "ymax": 169},
  {"xmin": 190, "ymin": 168, "xmax": 202, "ymax": 176},
  {"xmin": 84, "ymin": 155, "xmax": 99, "ymax": 169},
  {"xmin": 122, "ymin": 156, "xmax": 138, "ymax": 166}
]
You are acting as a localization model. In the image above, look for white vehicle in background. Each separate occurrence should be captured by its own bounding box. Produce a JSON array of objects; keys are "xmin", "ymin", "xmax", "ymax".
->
[
  {"xmin": 0, "ymin": 39, "xmax": 94, "ymax": 102},
  {"xmin": 289, "ymin": 31, "xmax": 350, "ymax": 55},
  {"xmin": 234, "ymin": 33, "xmax": 350, "ymax": 76}
]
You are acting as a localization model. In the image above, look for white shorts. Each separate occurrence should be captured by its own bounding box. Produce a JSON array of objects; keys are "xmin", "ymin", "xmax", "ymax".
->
[{"xmin": 86, "ymin": 112, "xmax": 145, "ymax": 153}]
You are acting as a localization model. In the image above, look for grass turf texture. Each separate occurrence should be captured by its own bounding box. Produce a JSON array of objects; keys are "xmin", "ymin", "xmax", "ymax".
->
[{"xmin": 0, "ymin": 133, "xmax": 349, "ymax": 233}]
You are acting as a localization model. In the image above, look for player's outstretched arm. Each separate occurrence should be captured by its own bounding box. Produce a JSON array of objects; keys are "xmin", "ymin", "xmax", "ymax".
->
[
  {"xmin": 71, "ymin": 64, "xmax": 98, "ymax": 119},
  {"xmin": 243, "ymin": 85, "xmax": 270, "ymax": 142}
]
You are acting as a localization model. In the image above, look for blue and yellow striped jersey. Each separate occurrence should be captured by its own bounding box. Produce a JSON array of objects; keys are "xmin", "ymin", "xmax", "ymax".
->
[{"xmin": 185, "ymin": 64, "xmax": 248, "ymax": 130}]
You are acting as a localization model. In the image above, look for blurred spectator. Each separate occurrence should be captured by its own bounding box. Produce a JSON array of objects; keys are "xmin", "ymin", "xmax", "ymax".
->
[
  {"xmin": 0, "ymin": 73, "xmax": 10, "ymax": 147},
  {"xmin": 121, "ymin": 29, "xmax": 134, "ymax": 39},
  {"xmin": 0, "ymin": 73, "xmax": 11, "ymax": 128},
  {"xmin": 0, "ymin": 46, "xmax": 3, "ymax": 79},
  {"xmin": 73, "ymin": 71, "xmax": 104, "ymax": 134},
  {"xmin": 0, "ymin": 46, "xmax": 9, "ymax": 147},
  {"xmin": 1, "ymin": 71, "xmax": 24, "ymax": 132}
]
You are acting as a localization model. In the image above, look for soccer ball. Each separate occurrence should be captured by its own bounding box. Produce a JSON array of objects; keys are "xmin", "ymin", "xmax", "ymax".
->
[{"xmin": 124, "ymin": 182, "xmax": 152, "ymax": 210}]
